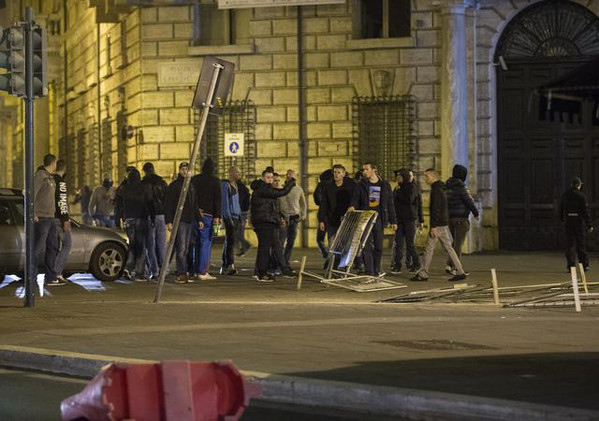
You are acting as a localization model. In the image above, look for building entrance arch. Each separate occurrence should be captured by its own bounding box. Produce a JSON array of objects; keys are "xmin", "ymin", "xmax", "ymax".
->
[{"xmin": 495, "ymin": 0, "xmax": 599, "ymax": 250}]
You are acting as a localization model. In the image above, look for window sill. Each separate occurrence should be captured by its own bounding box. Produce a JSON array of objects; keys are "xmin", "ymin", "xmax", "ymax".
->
[
  {"xmin": 188, "ymin": 44, "xmax": 255, "ymax": 56},
  {"xmin": 346, "ymin": 37, "xmax": 413, "ymax": 50}
]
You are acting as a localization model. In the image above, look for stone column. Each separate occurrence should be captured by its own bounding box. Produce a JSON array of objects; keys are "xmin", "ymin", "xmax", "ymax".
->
[{"xmin": 440, "ymin": 2, "xmax": 470, "ymax": 180}]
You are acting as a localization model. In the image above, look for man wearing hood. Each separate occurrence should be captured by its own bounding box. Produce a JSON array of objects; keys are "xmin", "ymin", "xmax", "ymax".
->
[
  {"xmin": 250, "ymin": 168, "xmax": 296, "ymax": 282},
  {"xmin": 34, "ymin": 154, "xmax": 64, "ymax": 286},
  {"xmin": 190, "ymin": 158, "xmax": 222, "ymax": 281},
  {"xmin": 314, "ymin": 168, "xmax": 334, "ymax": 260},
  {"xmin": 391, "ymin": 168, "xmax": 420, "ymax": 273},
  {"xmin": 142, "ymin": 162, "xmax": 168, "ymax": 279},
  {"xmin": 165, "ymin": 162, "xmax": 197, "ymax": 284},
  {"xmin": 89, "ymin": 174, "xmax": 116, "ymax": 227},
  {"xmin": 445, "ymin": 164, "xmax": 479, "ymax": 275}
]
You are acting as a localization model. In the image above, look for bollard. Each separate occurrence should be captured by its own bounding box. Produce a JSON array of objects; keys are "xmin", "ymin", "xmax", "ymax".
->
[{"xmin": 490, "ymin": 268, "xmax": 500, "ymax": 305}]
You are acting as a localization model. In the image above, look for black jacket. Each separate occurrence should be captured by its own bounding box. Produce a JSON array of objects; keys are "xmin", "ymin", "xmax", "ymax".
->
[
  {"xmin": 142, "ymin": 173, "xmax": 168, "ymax": 215},
  {"xmin": 559, "ymin": 188, "xmax": 591, "ymax": 226},
  {"xmin": 350, "ymin": 177, "xmax": 397, "ymax": 225},
  {"xmin": 236, "ymin": 180, "xmax": 251, "ymax": 213},
  {"xmin": 429, "ymin": 180, "xmax": 449, "ymax": 228},
  {"xmin": 53, "ymin": 173, "xmax": 70, "ymax": 223},
  {"xmin": 250, "ymin": 178, "xmax": 295, "ymax": 226},
  {"xmin": 318, "ymin": 177, "xmax": 356, "ymax": 228},
  {"xmin": 415, "ymin": 181, "xmax": 424, "ymax": 224},
  {"xmin": 191, "ymin": 173, "xmax": 222, "ymax": 218},
  {"xmin": 445, "ymin": 178, "xmax": 478, "ymax": 219},
  {"xmin": 165, "ymin": 175, "xmax": 197, "ymax": 225},
  {"xmin": 116, "ymin": 180, "xmax": 155, "ymax": 222},
  {"xmin": 394, "ymin": 181, "xmax": 419, "ymax": 222},
  {"xmin": 314, "ymin": 169, "xmax": 334, "ymax": 207}
]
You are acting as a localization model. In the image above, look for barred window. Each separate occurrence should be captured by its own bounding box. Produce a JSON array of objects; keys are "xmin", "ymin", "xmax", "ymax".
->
[
  {"xmin": 196, "ymin": 100, "xmax": 257, "ymax": 182},
  {"xmin": 352, "ymin": 95, "xmax": 416, "ymax": 182},
  {"xmin": 355, "ymin": 0, "xmax": 411, "ymax": 39}
]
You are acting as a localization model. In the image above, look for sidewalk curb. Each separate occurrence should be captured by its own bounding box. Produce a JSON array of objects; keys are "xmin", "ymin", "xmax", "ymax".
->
[{"xmin": 1, "ymin": 345, "xmax": 598, "ymax": 421}]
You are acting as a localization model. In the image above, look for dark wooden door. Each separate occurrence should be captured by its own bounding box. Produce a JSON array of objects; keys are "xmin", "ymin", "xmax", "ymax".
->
[{"xmin": 497, "ymin": 59, "xmax": 599, "ymax": 250}]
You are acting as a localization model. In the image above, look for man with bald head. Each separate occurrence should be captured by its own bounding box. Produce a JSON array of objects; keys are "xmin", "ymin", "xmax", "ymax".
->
[{"xmin": 220, "ymin": 166, "xmax": 243, "ymax": 275}]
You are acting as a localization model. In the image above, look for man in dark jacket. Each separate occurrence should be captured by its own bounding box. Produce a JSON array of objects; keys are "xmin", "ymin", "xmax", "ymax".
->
[
  {"xmin": 236, "ymin": 178, "xmax": 251, "ymax": 256},
  {"xmin": 559, "ymin": 177, "xmax": 593, "ymax": 271},
  {"xmin": 445, "ymin": 164, "xmax": 479, "ymax": 275},
  {"xmin": 391, "ymin": 168, "xmax": 420, "ymax": 273},
  {"xmin": 314, "ymin": 169, "xmax": 334, "ymax": 259},
  {"xmin": 165, "ymin": 162, "xmax": 197, "ymax": 284},
  {"xmin": 349, "ymin": 162, "xmax": 397, "ymax": 277},
  {"xmin": 411, "ymin": 169, "xmax": 465, "ymax": 282},
  {"xmin": 115, "ymin": 168, "xmax": 155, "ymax": 282},
  {"xmin": 142, "ymin": 162, "xmax": 168, "ymax": 279},
  {"xmin": 53, "ymin": 160, "xmax": 72, "ymax": 284},
  {"xmin": 319, "ymin": 165, "xmax": 356, "ymax": 241},
  {"xmin": 250, "ymin": 168, "xmax": 296, "ymax": 282},
  {"xmin": 190, "ymin": 158, "xmax": 222, "ymax": 281}
]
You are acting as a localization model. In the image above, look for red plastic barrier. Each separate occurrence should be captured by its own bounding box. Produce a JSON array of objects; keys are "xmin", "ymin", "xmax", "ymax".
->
[{"xmin": 61, "ymin": 360, "xmax": 262, "ymax": 421}]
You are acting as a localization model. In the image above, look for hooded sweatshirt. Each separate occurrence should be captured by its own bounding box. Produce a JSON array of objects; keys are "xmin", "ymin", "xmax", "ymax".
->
[
  {"xmin": 191, "ymin": 158, "xmax": 222, "ymax": 218},
  {"xmin": 445, "ymin": 164, "xmax": 479, "ymax": 219},
  {"xmin": 89, "ymin": 179, "xmax": 116, "ymax": 217},
  {"xmin": 53, "ymin": 173, "xmax": 70, "ymax": 223},
  {"xmin": 142, "ymin": 172, "xmax": 168, "ymax": 215},
  {"xmin": 393, "ymin": 169, "xmax": 419, "ymax": 222},
  {"xmin": 34, "ymin": 167, "xmax": 56, "ymax": 218}
]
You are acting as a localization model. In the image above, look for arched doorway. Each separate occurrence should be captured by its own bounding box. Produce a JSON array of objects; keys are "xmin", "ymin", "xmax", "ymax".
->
[{"xmin": 496, "ymin": 0, "xmax": 599, "ymax": 250}]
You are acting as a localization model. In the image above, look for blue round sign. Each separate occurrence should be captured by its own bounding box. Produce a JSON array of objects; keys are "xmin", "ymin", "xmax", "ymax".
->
[{"xmin": 229, "ymin": 142, "xmax": 239, "ymax": 154}]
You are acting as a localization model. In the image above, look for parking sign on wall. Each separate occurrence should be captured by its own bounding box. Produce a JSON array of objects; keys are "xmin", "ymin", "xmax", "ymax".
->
[{"xmin": 224, "ymin": 133, "xmax": 245, "ymax": 157}]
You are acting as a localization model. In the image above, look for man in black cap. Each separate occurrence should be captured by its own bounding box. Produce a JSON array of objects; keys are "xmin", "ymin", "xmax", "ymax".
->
[
  {"xmin": 559, "ymin": 177, "xmax": 593, "ymax": 271},
  {"xmin": 142, "ymin": 162, "xmax": 168, "ymax": 279}
]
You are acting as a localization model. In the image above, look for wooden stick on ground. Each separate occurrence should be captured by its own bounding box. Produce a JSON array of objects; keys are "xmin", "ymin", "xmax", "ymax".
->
[
  {"xmin": 297, "ymin": 256, "xmax": 307, "ymax": 290},
  {"xmin": 490, "ymin": 268, "xmax": 500, "ymax": 305},
  {"xmin": 570, "ymin": 267, "xmax": 582, "ymax": 313},
  {"xmin": 577, "ymin": 263, "xmax": 589, "ymax": 295}
]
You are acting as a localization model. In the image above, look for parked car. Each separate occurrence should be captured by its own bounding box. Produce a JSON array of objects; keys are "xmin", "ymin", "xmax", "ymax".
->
[{"xmin": 0, "ymin": 188, "xmax": 128, "ymax": 282}]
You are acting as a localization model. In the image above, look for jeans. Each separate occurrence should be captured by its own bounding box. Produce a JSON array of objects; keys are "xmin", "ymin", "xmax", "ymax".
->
[
  {"xmin": 283, "ymin": 216, "xmax": 299, "ymax": 263},
  {"xmin": 269, "ymin": 225, "xmax": 288, "ymax": 271},
  {"xmin": 419, "ymin": 225, "xmax": 464, "ymax": 278},
  {"xmin": 392, "ymin": 220, "xmax": 419, "ymax": 270},
  {"xmin": 93, "ymin": 214, "xmax": 115, "ymax": 228},
  {"xmin": 53, "ymin": 225, "xmax": 72, "ymax": 276},
  {"xmin": 363, "ymin": 218, "xmax": 384, "ymax": 275},
  {"xmin": 192, "ymin": 214, "xmax": 213, "ymax": 275},
  {"xmin": 34, "ymin": 217, "xmax": 60, "ymax": 282},
  {"xmin": 222, "ymin": 218, "xmax": 240, "ymax": 268},
  {"xmin": 565, "ymin": 218, "xmax": 588, "ymax": 268},
  {"xmin": 316, "ymin": 227, "xmax": 328, "ymax": 258},
  {"xmin": 446, "ymin": 218, "xmax": 470, "ymax": 269},
  {"xmin": 124, "ymin": 218, "xmax": 148, "ymax": 277},
  {"xmin": 175, "ymin": 222, "xmax": 193, "ymax": 274},
  {"xmin": 146, "ymin": 215, "xmax": 166, "ymax": 276},
  {"xmin": 254, "ymin": 223, "xmax": 277, "ymax": 277}
]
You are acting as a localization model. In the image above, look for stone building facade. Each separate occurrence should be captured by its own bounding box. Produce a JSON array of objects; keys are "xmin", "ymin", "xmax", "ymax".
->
[{"xmin": 1, "ymin": 0, "xmax": 598, "ymax": 250}]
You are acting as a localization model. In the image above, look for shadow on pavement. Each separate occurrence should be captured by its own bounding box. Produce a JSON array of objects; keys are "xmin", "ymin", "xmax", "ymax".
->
[{"xmin": 288, "ymin": 351, "xmax": 599, "ymax": 410}]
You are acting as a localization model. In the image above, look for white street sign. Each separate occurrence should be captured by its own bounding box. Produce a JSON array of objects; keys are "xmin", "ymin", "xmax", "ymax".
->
[{"xmin": 224, "ymin": 133, "xmax": 245, "ymax": 157}]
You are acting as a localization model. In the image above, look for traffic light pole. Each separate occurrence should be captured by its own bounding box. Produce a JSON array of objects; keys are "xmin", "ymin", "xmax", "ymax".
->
[{"xmin": 24, "ymin": 7, "xmax": 35, "ymax": 307}]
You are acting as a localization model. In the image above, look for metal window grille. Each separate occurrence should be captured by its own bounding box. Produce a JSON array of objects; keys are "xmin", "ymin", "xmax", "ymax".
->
[
  {"xmin": 116, "ymin": 110, "xmax": 128, "ymax": 182},
  {"xmin": 195, "ymin": 100, "xmax": 257, "ymax": 181},
  {"xmin": 77, "ymin": 128, "xmax": 87, "ymax": 190},
  {"xmin": 352, "ymin": 95, "xmax": 416, "ymax": 182},
  {"xmin": 101, "ymin": 117, "xmax": 113, "ymax": 179}
]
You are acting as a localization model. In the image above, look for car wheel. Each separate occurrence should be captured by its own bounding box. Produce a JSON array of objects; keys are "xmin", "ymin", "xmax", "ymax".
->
[{"xmin": 90, "ymin": 242, "xmax": 126, "ymax": 282}]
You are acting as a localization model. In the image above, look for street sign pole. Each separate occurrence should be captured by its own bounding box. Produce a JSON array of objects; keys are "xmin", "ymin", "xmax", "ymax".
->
[
  {"xmin": 24, "ymin": 7, "xmax": 35, "ymax": 308},
  {"xmin": 153, "ymin": 62, "xmax": 223, "ymax": 303}
]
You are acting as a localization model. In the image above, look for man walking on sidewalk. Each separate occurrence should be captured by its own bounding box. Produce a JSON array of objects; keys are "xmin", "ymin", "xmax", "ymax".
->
[
  {"xmin": 142, "ymin": 162, "xmax": 168, "ymax": 279},
  {"xmin": 279, "ymin": 169, "xmax": 307, "ymax": 266},
  {"xmin": 165, "ymin": 162, "xmax": 197, "ymax": 284},
  {"xmin": 89, "ymin": 175, "xmax": 116, "ymax": 228},
  {"xmin": 34, "ymin": 154, "xmax": 64, "ymax": 286},
  {"xmin": 220, "ymin": 166, "xmax": 242, "ymax": 276},
  {"xmin": 349, "ymin": 162, "xmax": 397, "ymax": 277},
  {"xmin": 250, "ymin": 168, "xmax": 296, "ymax": 282},
  {"xmin": 52, "ymin": 160, "xmax": 72, "ymax": 284},
  {"xmin": 559, "ymin": 177, "xmax": 593, "ymax": 272},
  {"xmin": 411, "ymin": 169, "xmax": 466, "ymax": 282}
]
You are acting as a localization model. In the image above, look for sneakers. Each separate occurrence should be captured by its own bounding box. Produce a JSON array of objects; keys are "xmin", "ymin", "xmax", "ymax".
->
[
  {"xmin": 281, "ymin": 269, "xmax": 296, "ymax": 278},
  {"xmin": 175, "ymin": 274, "xmax": 188, "ymax": 284},
  {"xmin": 390, "ymin": 266, "xmax": 402, "ymax": 275},
  {"xmin": 198, "ymin": 273, "xmax": 217, "ymax": 281},
  {"xmin": 219, "ymin": 266, "xmax": 238, "ymax": 276},
  {"xmin": 46, "ymin": 278, "xmax": 66, "ymax": 287},
  {"xmin": 449, "ymin": 274, "xmax": 467, "ymax": 282},
  {"xmin": 256, "ymin": 274, "xmax": 275, "ymax": 283},
  {"xmin": 410, "ymin": 274, "xmax": 429, "ymax": 282},
  {"xmin": 445, "ymin": 265, "xmax": 454, "ymax": 274},
  {"xmin": 121, "ymin": 270, "xmax": 132, "ymax": 281}
]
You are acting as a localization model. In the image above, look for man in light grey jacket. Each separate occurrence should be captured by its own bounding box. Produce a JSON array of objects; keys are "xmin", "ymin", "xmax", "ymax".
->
[
  {"xmin": 34, "ymin": 154, "xmax": 64, "ymax": 286},
  {"xmin": 279, "ymin": 169, "xmax": 307, "ymax": 265}
]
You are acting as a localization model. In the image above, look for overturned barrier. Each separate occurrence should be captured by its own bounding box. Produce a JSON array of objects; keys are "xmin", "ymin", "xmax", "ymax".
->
[{"xmin": 298, "ymin": 210, "xmax": 406, "ymax": 292}]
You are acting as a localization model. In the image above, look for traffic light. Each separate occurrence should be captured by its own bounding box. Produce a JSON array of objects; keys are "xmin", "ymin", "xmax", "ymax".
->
[
  {"xmin": 31, "ymin": 24, "xmax": 47, "ymax": 98},
  {"xmin": 0, "ymin": 25, "xmax": 26, "ymax": 97}
]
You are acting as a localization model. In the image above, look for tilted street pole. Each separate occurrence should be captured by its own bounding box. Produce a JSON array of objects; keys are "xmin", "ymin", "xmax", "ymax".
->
[
  {"xmin": 153, "ymin": 62, "xmax": 223, "ymax": 304},
  {"xmin": 24, "ymin": 7, "xmax": 35, "ymax": 308}
]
